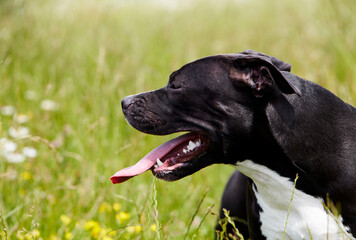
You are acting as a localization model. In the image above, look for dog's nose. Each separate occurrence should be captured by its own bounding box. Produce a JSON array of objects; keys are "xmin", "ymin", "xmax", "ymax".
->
[{"xmin": 121, "ymin": 95, "xmax": 135, "ymax": 110}]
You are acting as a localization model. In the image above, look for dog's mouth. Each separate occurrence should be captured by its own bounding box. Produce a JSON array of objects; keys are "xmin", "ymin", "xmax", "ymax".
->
[{"xmin": 110, "ymin": 132, "xmax": 210, "ymax": 184}]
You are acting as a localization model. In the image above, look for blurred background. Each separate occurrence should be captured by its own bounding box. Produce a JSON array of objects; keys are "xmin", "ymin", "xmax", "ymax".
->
[{"xmin": 0, "ymin": 0, "xmax": 355, "ymax": 239}]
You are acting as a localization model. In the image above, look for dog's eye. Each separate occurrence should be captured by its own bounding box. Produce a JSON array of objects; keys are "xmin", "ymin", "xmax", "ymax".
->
[{"xmin": 169, "ymin": 82, "xmax": 182, "ymax": 90}]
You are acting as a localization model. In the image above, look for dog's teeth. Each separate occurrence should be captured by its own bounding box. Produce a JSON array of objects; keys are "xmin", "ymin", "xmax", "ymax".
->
[
  {"xmin": 157, "ymin": 158, "xmax": 164, "ymax": 167},
  {"xmin": 187, "ymin": 140, "xmax": 197, "ymax": 151},
  {"xmin": 154, "ymin": 164, "xmax": 158, "ymax": 168},
  {"xmin": 183, "ymin": 139, "xmax": 202, "ymax": 154}
]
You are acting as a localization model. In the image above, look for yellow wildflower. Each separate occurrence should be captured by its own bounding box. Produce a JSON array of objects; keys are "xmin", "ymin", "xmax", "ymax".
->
[
  {"xmin": 108, "ymin": 229, "xmax": 117, "ymax": 236},
  {"xmin": 16, "ymin": 231, "xmax": 25, "ymax": 240},
  {"xmin": 60, "ymin": 215, "xmax": 71, "ymax": 226},
  {"xmin": 116, "ymin": 211, "xmax": 130, "ymax": 224},
  {"xmin": 135, "ymin": 225, "xmax": 142, "ymax": 233},
  {"xmin": 150, "ymin": 224, "xmax": 157, "ymax": 232},
  {"xmin": 21, "ymin": 171, "xmax": 32, "ymax": 180},
  {"xmin": 31, "ymin": 229, "xmax": 40, "ymax": 238},
  {"xmin": 102, "ymin": 236, "xmax": 113, "ymax": 240},
  {"xmin": 112, "ymin": 202, "xmax": 121, "ymax": 212},
  {"xmin": 90, "ymin": 226, "xmax": 101, "ymax": 239},
  {"xmin": 84, "ymin": 220, "xmax": 99, "ymax": 230},
  {"xmin": 126, "ymin": 226, "xmax": 135, "ymax": 234},
  {"xmin": 65, "ymin": 232, "xmax": 73, "ymax": 240},
  {"xmin": 0, "ymin": 231, "xmax": 5, "ymax": 239},
  {"xmin": 126, "ymin": 225, "xmax": 142, "ymax": 234},
  {"xmin": 84, "ymin": 220, "xmax": 101, "ymax": 238},
  {"xmin": 25, "ymin": 229, "xmax": 40, "ymax": 239},
  {"xmin": 100, "ymin": 228, "xmax": 110, "ymax": 236},
  {"xmin": 98, "ymin": 202, "xmax": 112, "ymax": 213},
  {"xmin": 48, "ymin": 234, "xmax": 61, "ymax": 240}
]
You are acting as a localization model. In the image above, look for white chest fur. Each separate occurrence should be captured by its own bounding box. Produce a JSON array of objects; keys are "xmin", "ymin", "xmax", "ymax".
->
[{"xmin": 235, "ymin": 160, "xmax": 355, "ymax": 240}]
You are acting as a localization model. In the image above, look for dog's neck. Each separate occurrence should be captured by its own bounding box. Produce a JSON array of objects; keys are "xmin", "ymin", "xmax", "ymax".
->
[
  {"xmin": 265, "ymin": 77, "xmax": 356, "ymax": 189},
  {"xmin": 235, "ymin": 160, "xmax": 355, "ymax": 240}
]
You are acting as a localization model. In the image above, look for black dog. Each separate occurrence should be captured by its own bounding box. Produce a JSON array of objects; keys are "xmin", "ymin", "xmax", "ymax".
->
[{"xmin": 111, "ymin": 50, "xmax": 356, "ymax": 239}]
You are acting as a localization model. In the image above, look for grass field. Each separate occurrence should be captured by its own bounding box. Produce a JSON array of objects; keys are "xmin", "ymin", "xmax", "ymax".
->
[{"xmin": 0, "ymin": 0, "xmax": 355, "ymax": 239}]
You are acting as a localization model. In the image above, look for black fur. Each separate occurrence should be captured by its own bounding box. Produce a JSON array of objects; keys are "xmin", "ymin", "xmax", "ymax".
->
[{"xmin": 121, "ymin": 50, "xmax": 356, "ymax": 238}]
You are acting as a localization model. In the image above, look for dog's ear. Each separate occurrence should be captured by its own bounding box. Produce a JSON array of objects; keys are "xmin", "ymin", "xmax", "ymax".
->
[
  {"xmin": 229, "ymin": 50, "xmax": 301, "ymax": 129},
  {"xmin": 229, "ymin": 50, "xmax": 301, "ymax": 97},
  {"xmin": 240, "ymin": 50, "xmax": 292, "ymax": 72}
]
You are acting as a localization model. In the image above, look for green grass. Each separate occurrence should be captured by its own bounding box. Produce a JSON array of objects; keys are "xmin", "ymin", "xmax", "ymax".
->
[{"xmin": 0, "ymin": 0, "xmax": 355, "ymax": 239}]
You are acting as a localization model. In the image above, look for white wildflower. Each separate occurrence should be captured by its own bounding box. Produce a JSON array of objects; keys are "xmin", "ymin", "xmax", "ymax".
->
[
  {"xmin": 15, "ymin": 113, "xmax": 29, "ymax": 124},
  {"xmin": 40, "ymin": 99, "xmax": 59, "ymax": 111},
  {"xmin": 0, "ymin": 138, "xmax": 17, "ymax": 154},
  {"xmin": 5, "ymin": 152, "xmax": 26, "ymax": 163},
  {"xmin": 1, "ymin": 105, "xmax": 15, "ymax": 116},
  {"xmin": 24, "ymin": 90, "xmax": 37, "ymax": 100},
  {"xmin": 22, "ymin": 147, "xmax": 37, "ymax": 158},
  {"xmin": 9, "ymin": 126, "xmax": 30, "ymax": 139}
]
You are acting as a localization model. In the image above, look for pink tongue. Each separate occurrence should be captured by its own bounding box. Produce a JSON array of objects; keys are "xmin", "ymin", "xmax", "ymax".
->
[{"xmin": 110, "ymin": 133, "xmax": 197, "ymax": 184}]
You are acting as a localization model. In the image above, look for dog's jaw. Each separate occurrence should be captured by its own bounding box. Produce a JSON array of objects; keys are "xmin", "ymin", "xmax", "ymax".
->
[
  {"xmin": 151, "ymin": 133, "xmax": 210, "ymax": 181},
  {"xmin": 110, "ymin": 132, "xmax": 216, "ymax": 183}
]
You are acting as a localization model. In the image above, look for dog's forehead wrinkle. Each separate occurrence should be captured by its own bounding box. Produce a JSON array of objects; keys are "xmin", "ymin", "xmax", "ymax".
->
[{"xmin": 210, "ymin": 101, "xmax": 234, "ymax": 115}]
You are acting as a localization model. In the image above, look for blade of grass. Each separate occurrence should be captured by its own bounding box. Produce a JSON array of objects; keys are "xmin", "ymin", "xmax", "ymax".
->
[
  {"xmin": 0, "ymin": 210, "xmax": 8, "ymax": 240},
  {"xmin": 282, "ymin": 173, "xmax": 299, "ymax": 240},
  {"xmin": 184, "ymin": 188, "xmax": 209, "ymax": 240},
  {"xmin": 192, "ymin": 203, "xmax": 215, "ymax": 240},
  {"xmin": 149, "ymin": 178, "xmax": 161, "ymax": 240},
  {"xmin": 223, "ymin": 209, "xmax": 244, "ymax": 240}
]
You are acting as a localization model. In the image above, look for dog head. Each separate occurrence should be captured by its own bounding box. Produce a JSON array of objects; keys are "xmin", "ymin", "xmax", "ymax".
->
[{"xmin": 111, "ymin": 50, "xmax": 300, "ymax": 183}]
